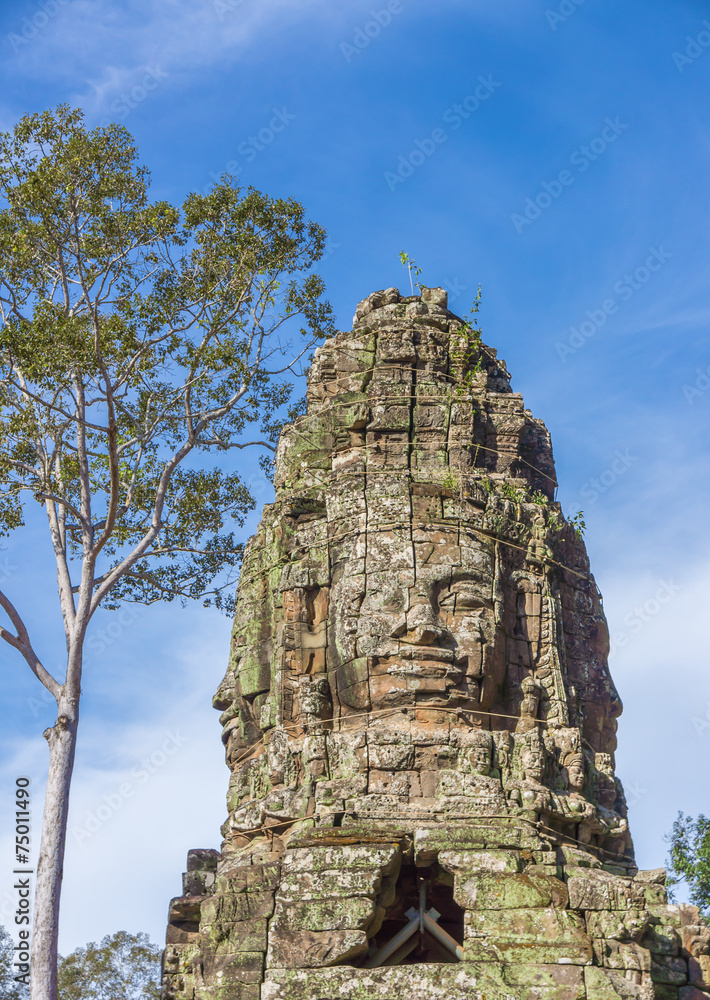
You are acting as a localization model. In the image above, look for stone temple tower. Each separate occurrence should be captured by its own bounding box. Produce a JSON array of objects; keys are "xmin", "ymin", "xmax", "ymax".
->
[{"xmin": 162, "ymin": 288, "xmax": 710, "ymax": 999}]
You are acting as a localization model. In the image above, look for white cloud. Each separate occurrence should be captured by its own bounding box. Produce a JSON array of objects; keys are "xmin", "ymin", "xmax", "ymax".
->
[
  {"xmin": 0, "ymin": 613, "xmax": 231, "ymax": 952},
  {"xmin": 58, "ymin": 701, "xmax": 226, "ymax": 951},
  {"xmin": 603, "ymin": 558, "xmax": 710, "ymax": 873},
  {"xmin": 537, "ymin": 391, "xmax": 710, "ymax": 876},
  {"xmin": 5, "ymin": 0, "xmax": 363, "ymax": 118},
  {"xmin": 4, "ymin": 0, "xmax": 544, "ymax": 122}
]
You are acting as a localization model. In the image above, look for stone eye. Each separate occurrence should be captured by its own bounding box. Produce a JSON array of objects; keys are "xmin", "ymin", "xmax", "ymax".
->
[
  {"xmin": 455, "ymin": 593, "xmax": 480, "ymax": 610},
  {"xmin": 442, "ymin": 588, "xmax": 482, "ymax": 612}
]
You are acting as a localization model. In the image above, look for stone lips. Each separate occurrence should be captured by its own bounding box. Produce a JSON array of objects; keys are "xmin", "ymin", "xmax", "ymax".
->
[{"xmin": 162, "ymin": 287, "xmax": 710, "ymax": 999}]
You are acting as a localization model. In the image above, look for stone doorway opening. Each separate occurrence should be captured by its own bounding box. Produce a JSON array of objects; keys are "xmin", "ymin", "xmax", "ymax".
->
[{"xmin": 363, "ymin": 864, "xmax": 464, "ymax": 967}]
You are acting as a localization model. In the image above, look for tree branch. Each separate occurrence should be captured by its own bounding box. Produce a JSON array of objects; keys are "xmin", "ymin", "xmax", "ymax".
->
[{"xmin": 0, "ymin": 589, "xmax": 61, "ymax": 699}]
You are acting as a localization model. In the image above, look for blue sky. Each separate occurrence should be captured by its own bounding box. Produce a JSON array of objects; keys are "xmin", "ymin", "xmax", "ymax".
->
[{"xmin": 0, "ymin": 0, "xmax": 709, "ymax": 953}]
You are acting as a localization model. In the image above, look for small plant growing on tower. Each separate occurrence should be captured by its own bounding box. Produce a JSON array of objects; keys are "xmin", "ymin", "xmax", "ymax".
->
[
  {"xmin": 500, "ymin": 481, "xmax": 525, "ymax": 504},
  {"xmin": 451, "ymin": 284, "xmax": 484, "ymax": 397},
  {"xmin": 440, "ymin": 467, "xmax": 460, "ymax": 492},
  {"xmin": 399, "ymin": 251, "xmax": 422, "ymax": 294},
  {"xmin": 480, "ymin": 475, "xmax": 494, "ymax": 495},
  {"xmin": 568, "ymin": 510, "xmax": 586, "ymax": 539}
]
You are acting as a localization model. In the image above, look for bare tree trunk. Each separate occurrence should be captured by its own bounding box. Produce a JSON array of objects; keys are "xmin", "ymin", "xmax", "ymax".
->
[{"xmin": 30, "ymin": 682, "xmax": 79, "ymax": 1000}]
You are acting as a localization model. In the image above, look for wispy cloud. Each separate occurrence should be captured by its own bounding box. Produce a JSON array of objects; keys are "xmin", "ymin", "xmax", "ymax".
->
[
  {"xmin": 608, "ymin": 559, "xmax": 710, "ymax": 871},
  {"xmin": 4, "ymin": 0, "xmax": 363, "ymax": 118},
  {"xmin": 0, "ymin": 614, "xmax": 231, "ymax": 951},
  {"xmin": 4, "ymin": 0, "xmax": 546, "ymax": 122},
  {"xmin": 0, "ymin": 711, "xmax": 226, "ymax": 950}
]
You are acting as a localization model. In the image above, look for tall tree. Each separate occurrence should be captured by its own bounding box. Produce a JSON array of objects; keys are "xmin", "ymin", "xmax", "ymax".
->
[
  {"xmin": 666, "ymin": 811, "xmax": 710, "ymax": 919},
  {"xmin": 57, "ymin": 932, "xmax": 159, "ymax": 1000},
  {"xmin": 0, "ymin": 105, "xmax": 333, "ymax": 1000}
]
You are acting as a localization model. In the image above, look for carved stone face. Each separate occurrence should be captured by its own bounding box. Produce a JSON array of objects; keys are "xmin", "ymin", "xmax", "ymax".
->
[
  {"xmin": 519, "ymin": 676, "xmax": 542, "ymax": 720},
  {"xmin": 455, "ymin": 730, "xmax": 495, "ymax": 777},
  {"xmin": 332, "ymin": 523, "xmax": 497, "ymax": 712},
  {"xmin": 521, "ymin": 745, "xmax": 545, "ymax": 784},
  {"xmin": 468, "ymin": 744, "xmax": 493, "ymax": 776},
  {"xmin": 213, "ymin": 669, "xmax": 242, "ymax": 764},
  {"xmin": 565, "ymin": 754, "xmax": 586, "ymax": 793}
]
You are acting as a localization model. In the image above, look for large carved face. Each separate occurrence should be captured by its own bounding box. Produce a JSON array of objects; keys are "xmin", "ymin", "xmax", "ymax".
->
[
  {"xmin": 213, "ymin": 494, "xmax": 512, "ymax": 753},
  {"xmin": 330, "ymin": 517, "xmax": 500, "ymax": 713}
]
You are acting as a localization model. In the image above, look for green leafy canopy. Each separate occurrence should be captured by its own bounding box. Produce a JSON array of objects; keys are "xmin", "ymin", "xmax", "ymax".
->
[
  {"xmin": 57, "ymin": 931, "xmax": 160, "ymax": 1000},
  {"xmin": 0, "ymin": 105, "xmax": 334, "ymax": 616},
  {"xmin": 666, "ymin": 811, "xmax": 710, "ymax": 919}
]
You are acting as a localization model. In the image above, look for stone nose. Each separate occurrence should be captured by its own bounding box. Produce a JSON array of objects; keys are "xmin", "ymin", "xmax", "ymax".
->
[
  {"xmin": 405, "ymin": 604, "xmax": 445, "ymax": 645},
  {"xmin": 213, "ymin": 672, "xmax": 236, "ymax": 712}
]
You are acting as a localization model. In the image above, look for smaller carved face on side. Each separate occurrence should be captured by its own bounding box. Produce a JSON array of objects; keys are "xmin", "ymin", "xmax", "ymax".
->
[
  {"xmin": 469, "ymin": 744, "xmax": 492, "ymax": 776},
  {"xmin": 517, "ymin": 734, "xmax": 546, "ymax": 784},
  {"xmin": 519, "ymin": 675, "xmax": 542, "ymax": 721},
  {"xmin": 521, "ymin": 747, "xmax": 544, "ymax": 783},
  {"xmin": 564, "ymin": 753, "xmax": 586, "ymax": 794},
  {"xmin": 457, "ymin": 730, "xmax": 494, "ymax": 776},
  {"xmin": 550, "ymin": 729, "xmax": 586, "ymax": 793},
  {"xmin": 297, "ymin": 675, "xmax": 332, "ymax": 729},
  {"xmin": 594, "ymin": 752, "xmax": 619, "ymax": 810}
]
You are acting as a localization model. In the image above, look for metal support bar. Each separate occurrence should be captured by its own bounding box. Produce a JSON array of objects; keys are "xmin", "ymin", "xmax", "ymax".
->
[
  {"xmin": 365, "ymin": 908, "xmax": 419, "ymax": 969},
  {"xmin": 422, "ymin": 911, "xmax": 464, "ymax": 961},
  {"xmin": 365, "ymin": 881, "xmax": 463, "ymax": 967},
  {"xmin": 381, "ymin": 933, "xmax": 420, "ymax": 967}
]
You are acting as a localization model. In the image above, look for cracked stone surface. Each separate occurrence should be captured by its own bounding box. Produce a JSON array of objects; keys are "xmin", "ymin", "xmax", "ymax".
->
[{"xmin": 162, "ymin": 287, "xmax": 710, "ymax": 999}]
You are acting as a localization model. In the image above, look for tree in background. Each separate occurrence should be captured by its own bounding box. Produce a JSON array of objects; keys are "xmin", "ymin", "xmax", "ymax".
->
[
  {"xmin": 0, "ymin": 105, "xmax": 333, "ymax": 1000},
  {"xmin": 666, "ymin": 812, "xmax": 710, "ymax": 919},
  {"xmin": 1, "ymin": 924, "xmax": 29, "ymax": 999},
  {"xmin": 57, "ymin": 932, "xmax": 160, "ymax": 1000}
]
